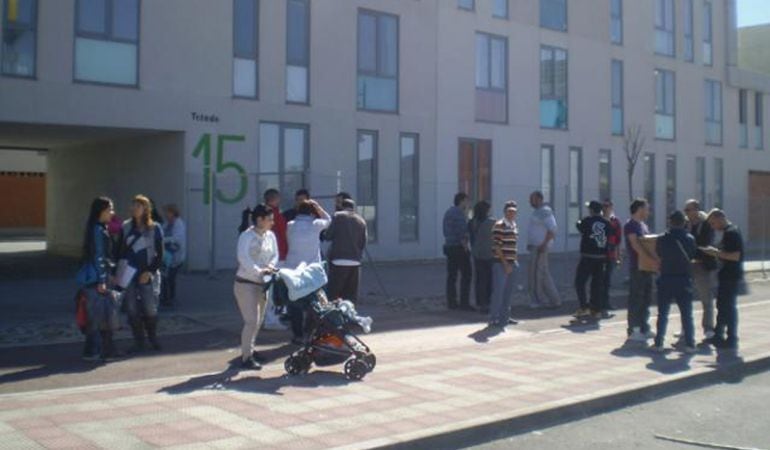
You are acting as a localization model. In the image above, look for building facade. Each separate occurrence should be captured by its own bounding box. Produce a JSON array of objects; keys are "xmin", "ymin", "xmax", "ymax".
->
[{"xmin": 1, "ymin": 0, "xmax": 768, "ymax": 270}]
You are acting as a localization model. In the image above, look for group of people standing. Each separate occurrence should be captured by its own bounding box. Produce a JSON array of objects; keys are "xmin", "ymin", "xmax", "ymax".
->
[
  {"xmin": 77, "ymin": 195, "xmax": 187, "ymax": 361},
  {"xmin": 233, "ymin": 189, "xmax": 368, "ymax": 370}
]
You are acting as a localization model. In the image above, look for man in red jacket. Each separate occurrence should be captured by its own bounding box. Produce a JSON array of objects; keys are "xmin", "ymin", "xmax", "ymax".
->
[{"xmin": 264, "ymin": 188, "xmax": 288, "ymax": 262}]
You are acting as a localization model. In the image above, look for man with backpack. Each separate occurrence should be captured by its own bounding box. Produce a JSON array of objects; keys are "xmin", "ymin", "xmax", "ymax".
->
[{"xmin": 574, "ymin": 201, "xmax": 611, "ymax": 319}]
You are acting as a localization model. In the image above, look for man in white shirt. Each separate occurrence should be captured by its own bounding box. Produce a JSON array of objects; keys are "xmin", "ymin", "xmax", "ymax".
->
[{"xmin": 526, "ymin": 191, "xmax": 562, "ymax": 308}]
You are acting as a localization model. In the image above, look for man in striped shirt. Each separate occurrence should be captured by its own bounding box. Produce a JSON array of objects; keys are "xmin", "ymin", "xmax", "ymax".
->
[{"xmin": 489, "ymin": 201, "xmax": 519, "ymax": 328}]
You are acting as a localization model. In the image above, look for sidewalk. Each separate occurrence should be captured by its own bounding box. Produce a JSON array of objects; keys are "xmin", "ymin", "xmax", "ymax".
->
[{"xmin": 1, "ymin": 298, "xmax": 769, "ymax": 449}]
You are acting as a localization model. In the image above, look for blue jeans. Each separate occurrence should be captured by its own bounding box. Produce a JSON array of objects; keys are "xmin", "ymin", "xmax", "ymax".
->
[
  {"xmin": 655, "ymin": 275, "xmax": 695, "ymax": 348},
  {"xmin": 124, "ymin": 280, "xmax": 158, "ymax": 320},
  {"xmin": 489, "ymin": 261, "xmax": 518, "ymax": 326}
]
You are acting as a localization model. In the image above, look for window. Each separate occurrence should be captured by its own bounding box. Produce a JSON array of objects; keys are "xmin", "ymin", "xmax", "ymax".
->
[
  {"xmin": 286, "ymin": 0, "xmax": 309, "ymax": 104},
  {"xmin": 665, "ymin": 155, "xmax": 676, "ymax": 215},
  {"xmin": 75, "ymin": 0, "xmax": 140, "ymax": 86},
  {"xmin": 492, "ymin": 0, "xmax": 508, "ymax": 18},
  {"xmin": 643, "ymin": 153, "xmax": 656, "ymax": 231},
  {"xmin": 540, "ymin": 46, "xmax": 568, "ymax": 129},
  {"xmin": 739, "ymin": 89, "xmax": 748, "ymax": 148},
  {"xmin": 654, "ymin": 69, "xmax": 675, "ymax": 139},
  {"xmin": 611, "ymin": 59, "xmax": 623, "ymax": 135},
  {"xmin": 357, "ymin": 130, "xmax": 378, "ymax": 241},
  {"xmin": 610, "ymin": 0, "xmax": 622, "ymax": 44},
  {"xmin": 459, "ymin": 138, "xmax": 492, "ymax": 206},
  {"xmin": 714, "ymin": 157, "xmax": 723, "ymax": 209},
  {"xmin": 654, "ymin": 0, "xmax": 675, "ymax": 57},
  {"xmin": 258, "ymin": 122, "xmax": 308, "ymax": 210},
  {"xmin": 1, "ymin": 0, "xmax": 36, "ymax": 77},
  {"xmin": 357, "ymin": 10, "xmax": 398, "ymax": 112},
  {"xmin": 703, "ymin": 0, "xmax": 713, "ymax": 66},
  {"xmin": 704, "ymin": 79, "xmax": 722, "ymax": 145},
  {"xmin": 541, "ymin": 145, "xmax": 555, "ymax": 206},
  {"xmin": 696, "ymin": 156, "xmax": 706, "ymax": 204},
  {"xmin": 540, "ymin": 0, "xmax": 567, "ymax": 31},
  {"xmin": 756, "ymin": 93, "xmax": 765, "ymax": 150},
  {"xmin": 399, "ymin": 133, "xmax": 419, "ymax": 242},
  {"xmin": 599, "ymin": 149, "xmax": 612, "ymax": 202},
  {"xmin": 233, "ymin": 0, "xmax": 258, "ymax": 97},
  {"xmin": 475, "ymin": 32, "xmax": 507, "ymax": 123},
  {"xmin": 568, "ymin": 147, "xmax": 583, "ymax": 234},
  {"xmin": 683, "ymin": 0, "xmax": 694, "ymax": 62},
  {"xmin": 458, "ymin": 0, "xmax": 474, "ymax": 10}
]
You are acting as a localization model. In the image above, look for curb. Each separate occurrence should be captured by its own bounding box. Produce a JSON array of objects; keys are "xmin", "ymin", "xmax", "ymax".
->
[{"xmin": 376, "ymin": 354, "xmax": 770, "ymax": 450}]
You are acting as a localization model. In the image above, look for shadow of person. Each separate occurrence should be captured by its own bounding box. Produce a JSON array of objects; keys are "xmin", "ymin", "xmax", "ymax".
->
[
  {"xmin": 468, "ymin": 325, "xmax": 505, "ymax": 343},
  {"xmin": 645, "ymin": 350, "xmax": 694, "ymax": 375},
  {"xmin": 610, "ymin": 340, "xmax": 652, "ymax": 358},
  {"xmin": 560, "ymin": 317, "xmax": 601, "ymax": 334},
  {"xmin": 707, "ymin": 348, "xmax": 746, "ymax": 384}
]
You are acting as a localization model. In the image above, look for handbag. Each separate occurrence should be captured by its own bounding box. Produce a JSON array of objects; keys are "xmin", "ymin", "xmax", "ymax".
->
[{"xmin": 76, "ymin": 262, "xmax": 99, "ymax": 287}]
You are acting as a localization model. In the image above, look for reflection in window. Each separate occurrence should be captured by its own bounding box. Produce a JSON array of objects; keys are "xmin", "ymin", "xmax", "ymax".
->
[
  {"xmin": 475, "ymin": 32, "xmax": 507, "ymax": 123},
  {"xmin": 540, "ymin": 0, "xmax": 567, "ymax": 31},
  {"xmin": 568, "ymin": 147, "xmax": 582, "ymax": 235},
  {"xmin": 704, "ymin": 79, "xmax": 722, "ymax": 145},
  {"xmin": 357, "ymin": 10, "xmax": 398, "ymax": 112},
  {"xmin": 540, "ymin": 46, "xmax": 568, "ymax": 129},
  {"xmin": 75, "ymin": 0, "xmax": 139, "ymax": 85},
  {"xmin": 1, "ymin": 0, "xmax": 37, "ymax": 77},
  {"xmin": 258, "ymin": 122, "xmax": 308, "ymax": 209},
  {"xmin": 233, "ymin": 0, "xmax": 258, "ymax": 97},
  {"xmin": 286, "ymin": 0, "xmax": 309, "ymax": 103},
  {"xmin": 399, "ymin": 134, "xmax": 419, "ymax": 242},
  {"xmin": 610, "ymin": 0, "xmax": 622, "ymax": 44},
  {"xmin": 655, "ymin": 69, "xmax": 675, "ymax": 139},
  {"xmin": 654, "ymin": 0, "xmax": 675, "ymax": 56},
  {"xmin": 357, "ymin": 130, "xmax": 378, "ymax": 241},
  {"xmin": 611, "ymin": 60, "xmax": 623, "ymax": 135},
  {"xmin": 703, "ymin": 0, "xmax": 713, "ymax": 66},
  {"xmin": 644, "ymin": 153, "xmax": 656, "ymax": 231}
]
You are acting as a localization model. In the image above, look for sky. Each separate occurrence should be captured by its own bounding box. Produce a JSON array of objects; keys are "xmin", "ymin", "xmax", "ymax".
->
[{"xmin": 737, "ymin": 0, "xmax": 770, "ymax": 27}]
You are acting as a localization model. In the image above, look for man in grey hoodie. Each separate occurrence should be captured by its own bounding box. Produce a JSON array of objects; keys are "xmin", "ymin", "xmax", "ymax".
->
[{"xmin": 326, "ymin": 198, "xmax": 367, "ymax": 303}]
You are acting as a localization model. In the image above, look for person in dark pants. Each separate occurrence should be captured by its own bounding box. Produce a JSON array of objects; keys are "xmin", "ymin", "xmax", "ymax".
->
[
  {"xmin": 704, "ymin": 209, "xmax": 744, "ymax": 350},
  {"xmin": 652, "ymin": 211, "xmax": 697, "ymax": 353},
  {"xmin": 468, "ymin": 201, "xmax": 495, "ymax": 314},
  {"xmin": 625, "ymin": 198, "xmax": 660, "ymax": 344},
  {"xmin": 574, "ymin": 201, "xmax": 611, "ymax": 319},
  {"xmin": 443, "ymin": 193, "xmax": 472, "ymax": 311},
  {"xmin": 602, "ymin": 200, "xmax": 622, "ymax": 311},
  {"xmin": 326, "ymin": 198, "xmax": 367, "ymax": 303}
]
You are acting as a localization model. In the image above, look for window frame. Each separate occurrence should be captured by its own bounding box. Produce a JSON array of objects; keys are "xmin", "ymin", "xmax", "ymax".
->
[
  {"xmin": 458, "ymin": 0, "xmax": 475, "ymax": 11},
  {"xmin": 285, "ymin": 0, "xmax": 310, "ymax": 105},
  {"xmin": 541, "ymin": 144, "xmax": 555, "ymax": 207},
  {"xmin": 356, "ymin": 8, "xmax": 399, "ymax": 114},
  {"xmin": 703, "ymin": 0, "xmax": 713, "ymax": 66},
  {"xmin": 611, "ymin": 59, "xmax": 624, "ymax": 135},
  {"xmin": 665, "ymin": 154, "xmax": 676, "ymax": 215},
  {"xmin": 540, "ymin": 45, "xmax": 569, "ymax": 130},
  {"xmin": 475, "ymin": 31, "xmax": 508, "ymax": 124},
  {"xmin": 1, "ymin": 0, "xmax": 38, "ymax": 79},
  {"xmin": 257, "ymin": 121, "xmax": 310, "ymax": 206},
  {"xmin": 704, "ymin": 79, "xmax": 722, "ymax": 146},
  {"xmin": 683, "ymin": 0, "xmax": 694, "ymax": 62},
  {"xmin": 713, "ymin": 157, "xmax": 723, "ymax": 209},
  {"xmin": 73, "ymin": 0, "xmax": 141, "ymax": 88},
  {"xmin": 492, "ymin": 0, "xmax": 508, "ymax": 19},
  {"xmin": 654, "ymin": 0, "xmax": 676, "ymax": 57},
  {"xmin": 643, "ymin": 152, "xmax": 656, "ymax": 231},
  {"xmin": 756, "ymin": 92, "xmax": 765, "ymax": 150},
  {"xmin": 695, "ymin": 156, "xmax": 706, "ymax": 205},
  {"xmin": 540, "ymin": 0, "xmax": 567, "ymax": 32},
  {"xmin": 568, "ymin": 146, "xmax": 583, "ymax": 236},
  {"xmin": 599, "ymin": 149, "xmax": 612, "ymax": 202},
  {"xmin": 399, "ymin": 132, "xmax": 420, "ymax": 242},
  {"xmin": 232, "ymin": 0, "xmax": 259, "ymax": 99},
  {"xmin": 357, "ymin": 129, "xmax": 379, "ymax": 242},
  {"xmin": 654, "ymin": 68, "xmax": 676, "ymax": 140},
  {"xmin": 610, "ymin": 0, "xmax": 623, "ymax": 45},
  {"xmin": 739, "ymin": 89, "xmax": 748, "ymax": 148}
]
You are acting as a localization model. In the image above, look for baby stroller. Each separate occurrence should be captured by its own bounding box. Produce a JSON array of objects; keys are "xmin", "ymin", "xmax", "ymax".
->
[{"xmin": 271, "ymin": 263, "xmax": 376, "ymax": 381}]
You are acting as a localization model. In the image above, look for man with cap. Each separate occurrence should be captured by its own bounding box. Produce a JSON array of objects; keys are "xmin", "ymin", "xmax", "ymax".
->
[
  {"xmin": 652, "ymin": 210, "xmax": 697, "ymax": 353},
  {"xmin": 574, "ymin": 200, "xmax": 611, "ymax": 319}
]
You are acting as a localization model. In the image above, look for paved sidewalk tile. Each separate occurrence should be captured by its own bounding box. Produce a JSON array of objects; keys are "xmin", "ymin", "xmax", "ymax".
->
[{"xmin": 2, "ymin": 301, "xmax": 769, "ymax": 449}]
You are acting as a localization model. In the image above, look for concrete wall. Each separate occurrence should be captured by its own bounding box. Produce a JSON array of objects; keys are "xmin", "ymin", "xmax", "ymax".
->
[{"xmin": 0, "ymin": 149, "xmax": 47, "ymax": 172}]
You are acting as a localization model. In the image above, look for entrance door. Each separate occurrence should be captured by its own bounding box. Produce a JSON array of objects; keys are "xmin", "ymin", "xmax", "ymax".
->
[
  {"xmin": 458, "ymin": 138, "xmax": 491, "ymax": 206},
  {"xmin": 748, "ymin": 171, "xmax": 770, "ymax": 243}
]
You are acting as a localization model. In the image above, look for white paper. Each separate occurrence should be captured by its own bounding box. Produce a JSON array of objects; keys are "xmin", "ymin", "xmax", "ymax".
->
[{"xmin": 115, "ymin": 259, "xmax": 138, "ymax": 289}]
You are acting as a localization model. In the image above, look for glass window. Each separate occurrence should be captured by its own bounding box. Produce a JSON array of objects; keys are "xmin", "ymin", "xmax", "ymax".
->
[
  {"xmin": 654, "ymin": 69, "xmax": 675, "ymax": 140},
  {"xmin": 540, "ymin": 46, "xmax": 568, "ymax": 129},
  {"xmin": 540, "ymin": 0, "xmax": 567, "ymax": 31},
  {"xmin": 399, "ymin": 133, "xmax": 419, "ymax": 242},
  {"xmin": 233, "ymin": 0, "xmax": 258, "ymax": 97},
  {"xmin": 476, "ymin": 33, "xmax": 507, "ymax": 123},
  {"xmin": 568, "ymin": 147, "xmax": 582, "ymax": 234},
  {"xmin": 714, "ymin": 157, "xmax": 723, "ymax": 209},
  {"xmin": 458, "ymin": 0, "xmax": 474, "ymax": 10},
  {"xmin": 611, "ymin": 59, "xmax": 623, "ymax": 135},
  {"xmin": 541, "ymin": 145, "xmax": 555, "ymax": 206},
  {"xmin": 643, "ymin": 153, "xmax": 656, "ymax": 231},
  {"xmin": 75, "ymin": 0, "xmax": 139, "ymax": 85},
  {"xmin": 357, "ymin": 10, "xmax": 398, "ymax": 112},
  {"xmin": 1, "ymin": 0, "xmax": 37, "ymax": 77},
  {"xmin": 665, "ymin": 155, "xmax": 676, "ymax": 215},
  {"xmin": 756, "ymin": 93, "xmax": 764, "ymax": 150},
  {"xmin": 683, "ymin": 0, "xmax": 694, "ymax": 62},
  {"xmin": 357, "ymin": 130, "xmax": 378, "ymax": 241},
  {"xmin": 599, "ymin": 149, "xmax": 612, "ymax": 202},
  {"xmin": 703, "ymin": 0, "xmax": 713, "ymax": 66},
  {"xmin": 696, "ymin": 156, "xmax": 706, "ymax": 205},
  {"xmin": 704, "ymin": 79, "xmax": 722, "ymax": 145},
  {"xmin": 610, "ymin": 0, "xmax": 622, "ymax": 44},
  {"xmin": 739, "ymin": 89, "xmax": 748, "ymax": 148},
  {"xmin": 459, "ymin": 139, "xmax": 492, "ymax": 206},
  {"xmin": 493, "ymin": 0, "xmax": 508, "ymax": 18},
  {"xmin": 258, "ymin": 122, "xmax": 308, "ymax": 209},
  {"xmin": 286, "ymin": 0, "xmax": 309, "ymax": 103},
  {"xmin": 654, "ymin": 0, "xmax": 675, "ymax": 57}
]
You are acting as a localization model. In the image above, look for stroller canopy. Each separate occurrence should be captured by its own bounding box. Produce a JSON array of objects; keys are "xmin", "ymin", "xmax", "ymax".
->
[{"xmin": 277, "ymin": 262, "xmax": 328, "ymax": 301}]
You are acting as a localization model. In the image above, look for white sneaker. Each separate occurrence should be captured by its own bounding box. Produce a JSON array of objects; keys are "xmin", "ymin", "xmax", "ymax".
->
[
  {"xmin": 704, "ymin": 330, "xmax": 716, "ymax": 339},
  {"xmin": 629, "ymin": 330, "xmax": 649, "ymax": 342}
]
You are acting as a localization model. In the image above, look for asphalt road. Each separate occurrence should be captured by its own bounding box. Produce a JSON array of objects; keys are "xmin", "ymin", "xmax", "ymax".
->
[{"xmin": 467, "ymin": 370, "xmax": 770, "ymax": 450}]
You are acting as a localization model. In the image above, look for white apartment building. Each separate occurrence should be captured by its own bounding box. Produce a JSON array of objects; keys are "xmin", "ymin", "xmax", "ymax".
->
[{"xmin": 1, "ymin": 0, "xmax": 768, "ymax": 270}]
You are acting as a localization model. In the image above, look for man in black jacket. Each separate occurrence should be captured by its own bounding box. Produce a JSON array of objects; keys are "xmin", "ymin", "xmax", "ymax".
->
[
  {"xmin": 574, "ymin": 201, "xmax": 611, "ymax": 319},
  {"xmin": 652, "ymin": 210, "xmax": 697, "ymax": 353},
  {"xmin": 684, "ymin": 199, "xmax": 718, "ymax": 341},
  {"xmin": 326, "ymin": 198, "xmax": 367, "ymax": 303}
]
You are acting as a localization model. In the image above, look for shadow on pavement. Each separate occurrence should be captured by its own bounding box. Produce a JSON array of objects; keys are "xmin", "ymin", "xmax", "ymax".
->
[
  {"xmin": 468, "ymin": 325, "xmax": 505, "ymax": 343},
  {"xmin": 560, "ymin": 317, "xmax": 601, "ymax": 334},
  {"xmin": 645, "ymin": 352, "xmax": 695, "ymax": 374}
]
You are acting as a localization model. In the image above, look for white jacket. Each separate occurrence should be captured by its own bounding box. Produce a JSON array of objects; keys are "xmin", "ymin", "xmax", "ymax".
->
[{"xmin": 236, "ymin": 227, "xmax": 278, "ymax": 283}]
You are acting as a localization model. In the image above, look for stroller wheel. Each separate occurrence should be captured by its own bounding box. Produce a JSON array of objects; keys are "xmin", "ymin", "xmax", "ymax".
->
[
  {"xmin": 363, "ymin": 353, "xmax": 377, "ymax": 372},
  {"xmin": 344, "ymin": 359, "xmax": 368, "ymax": 381},
  {"xmin": 284, "ymin": 353, "xmax": 311, "ymax": 375}
]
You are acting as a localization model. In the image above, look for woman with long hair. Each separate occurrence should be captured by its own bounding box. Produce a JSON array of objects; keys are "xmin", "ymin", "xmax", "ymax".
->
[
  {"xmin": 118, "ymin": 195, "xmax": 164, "ymax": 353},
  {"xmin": 234, "ymin": 204, "xmax": 278, "ymax": 370},
  {"xmin": 468, "ymin": 200, "xmax": 495, "ymax": 314},
  {"xmin": 78, "ymin": 196, "xmax": 119, "ymax": 361}
]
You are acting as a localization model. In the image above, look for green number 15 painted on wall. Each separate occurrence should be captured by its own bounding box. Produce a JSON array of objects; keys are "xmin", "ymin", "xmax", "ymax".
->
[{"xmin": 193, "ymin": 134, "xmax": 248, "ymax": 205}]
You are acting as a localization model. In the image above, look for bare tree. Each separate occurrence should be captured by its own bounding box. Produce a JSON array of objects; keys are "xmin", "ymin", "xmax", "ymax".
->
[{"xmin": 623, "ymin": 125, "xmax": 646, "ymax": 202}]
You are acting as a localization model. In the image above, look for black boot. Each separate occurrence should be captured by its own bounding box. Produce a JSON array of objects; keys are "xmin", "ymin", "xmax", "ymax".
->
[
  {"xmin": 145, "ymin": 316, "xmax": 162, "ymax": 351},
  {"xmin": 127, "ymin": 319, "xmax": 146, "ymax": 354}
]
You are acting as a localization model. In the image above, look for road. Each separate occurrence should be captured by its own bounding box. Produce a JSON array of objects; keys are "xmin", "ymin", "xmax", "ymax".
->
[{"xmin": 468, "ymin": 370, "xmax": 770, "ymax": 450}]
